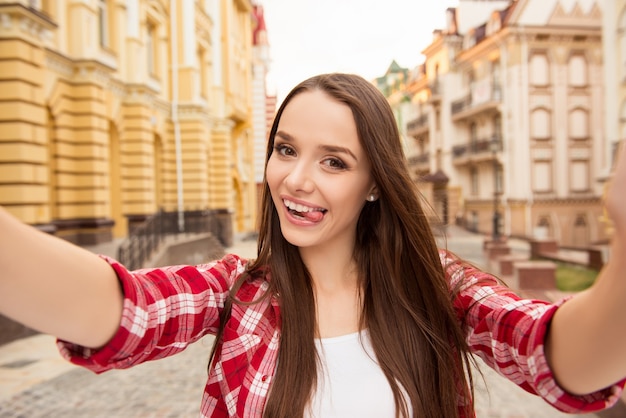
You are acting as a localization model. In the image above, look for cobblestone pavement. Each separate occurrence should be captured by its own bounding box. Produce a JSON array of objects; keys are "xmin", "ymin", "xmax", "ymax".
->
[{"xmin": 0, "ymin": 228, "xmax": 620, "ymax": 417}]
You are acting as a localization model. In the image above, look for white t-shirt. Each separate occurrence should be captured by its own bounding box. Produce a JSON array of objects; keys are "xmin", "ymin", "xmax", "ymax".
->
[{"xmin": 305, "ymin": 329, "xmax": 411, "ymax": 417}]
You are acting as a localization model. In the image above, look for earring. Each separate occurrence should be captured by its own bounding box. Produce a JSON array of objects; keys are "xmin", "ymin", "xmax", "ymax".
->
[{"xmin": 367, "ymin": 194, "xmax": 377, "ymax": 202}]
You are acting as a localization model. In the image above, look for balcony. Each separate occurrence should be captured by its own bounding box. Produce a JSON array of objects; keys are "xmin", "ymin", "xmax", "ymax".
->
[
  {"xmin": 452, "ymin": 135, "xmax": 502, "ymax": 166},
  {"xmin": 451, "ymin": 82, "xmax": 502, "ymax": 122},
  {"xmin": 407, "ymin": 113, "xmax": 429, "ymax": 137},
  {"xmin": 408, "ymin": 152, "xmax": 430, "ymax": 171},
  {"xmin": 428, "ymin": 81, "xmax": 442, "ymax": 103}
]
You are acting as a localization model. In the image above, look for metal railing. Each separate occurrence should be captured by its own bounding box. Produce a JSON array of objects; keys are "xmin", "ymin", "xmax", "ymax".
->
[
  {"xmin": 452, "ymin": 135, "xmax": 502, "ymax": 159},
  {"xmin": 451, "ymin": 84, "xmax": 502, "ymax": 116},
  {"xmin": 407, "ymin": 113, "xmax": 429, "ymax": 133},
  {"xmin": 408, "ymin": 152, "xmax": 430, "ymax": 166},
  {"xmin": 117, "ymin": 210, "xmax": 217, "ymax": 270}
]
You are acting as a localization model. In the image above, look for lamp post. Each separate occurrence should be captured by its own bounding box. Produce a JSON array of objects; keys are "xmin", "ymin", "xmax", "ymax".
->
[{"xmin": 491, "ymin": 138, "xmax": 500, "ymax": 242}]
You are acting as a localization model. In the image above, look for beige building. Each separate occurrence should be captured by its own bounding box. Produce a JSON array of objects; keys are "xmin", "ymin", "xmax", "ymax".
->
[
  {"xmin": 396, "ymin": 0, "xmax": 610, "ymax": 248},
  {"xmin": 0, "ymin": 0, "xmax": 258, "ymax": 246},
  {"xmin": 602, "ymin": 0, "xmax": 626, "ymax": 236}
]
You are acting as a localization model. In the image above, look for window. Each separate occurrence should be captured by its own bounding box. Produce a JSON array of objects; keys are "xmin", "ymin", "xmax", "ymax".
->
[
  {"xmin": 98, "ymin": 0, "xmax": 109, "ymax": 48},
  {"xmin": 570, "ymin": 160, "xmax": 589, "ymax": 191},
  {"xmin": 568, "ymin": 54, "xmax": 587, "ymax": 87},
  {"xmin": 470, "ymin": 167, "xmax": 478, "ymax": 195},
  {"xmin": 533, "ymin": 161, "xmax": 552, "ymax": 192},
  {"xmin": 470, "ymin": 211, "xmax": 479, "ymax": 232},
  {"xmin": 146, "ymin": 22, "xmax": 156, "ymax": 76},
  {"xmin": 531, "ymin": 108, "xmax": 551, "ymax": 140},
  {"xmin": 465, "ymin": 69, "xmax": 475, "ymax": 88},
  {"xmin": 530, "ymin": 53, "xmax": 549, "ymax": 86},
  {"xmin": 536, "ymin": 217, "xmax": 552, "ymax": 239},
  {"xmin": 470, "ymin": 122, "xmax": 478, "ymax": 142},
  {"xmin": 495, "ymin": 164, "xmax": 503, "ymax": 194},
  {"xmin": 569, "ymin": 109, "xmax": 588, "ymax": 139},
  {"xmin": 572, "ymin": 214, "xmax": 589, "ymax": 247},
  {"xmin": 491, "ymin": 61, "xmax": 501, "ymax": 85},
  {"xmin": 494, "ymin": 114, "xmax": 502, "ymax": 139},
  {"xmin": 198, "ymin": 47, "xmax": 207, "ymax": 99}
]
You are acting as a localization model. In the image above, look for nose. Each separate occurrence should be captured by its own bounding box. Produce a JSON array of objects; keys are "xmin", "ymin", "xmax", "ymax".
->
[{"xmin": 284, "ymin": 159, "xmax": 315, "ymax": 193}]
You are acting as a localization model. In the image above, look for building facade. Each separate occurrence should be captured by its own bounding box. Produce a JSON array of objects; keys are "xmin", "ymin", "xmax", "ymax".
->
[
  {"xmin": 393, "ymin": 0, "xmax": 610, "ymax": 248},
  {"xmin": 602, "ymin": 0, "xmax": 626, "ymax": 237},
  {"xmin": 251, "ymin": 3, "xmax": 275, "ymax": 214},
  {"xmin": 0, "ymin": 0, "xmax": 258, "ymax": 245}
]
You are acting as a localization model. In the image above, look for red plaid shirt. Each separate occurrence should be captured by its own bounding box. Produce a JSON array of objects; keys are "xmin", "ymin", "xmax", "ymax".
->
[{"xmin": 58, "ymin": 252, "xmax": 625, "ymax": 417}]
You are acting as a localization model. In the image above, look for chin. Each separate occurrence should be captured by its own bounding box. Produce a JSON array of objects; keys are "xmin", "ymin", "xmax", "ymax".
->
[
  {"xmin": 279, "ymin": 228, "xmax": 319, "ymax": 249},
  {"xmin": 281, "ymin": 233, "xmax": 314, "ymax": 249}
]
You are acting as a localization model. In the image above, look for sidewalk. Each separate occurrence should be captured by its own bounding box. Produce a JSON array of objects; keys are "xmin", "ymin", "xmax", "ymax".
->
[{"xmin": 0, "ymin": 229, "xmax": 616, "ymax": 417}]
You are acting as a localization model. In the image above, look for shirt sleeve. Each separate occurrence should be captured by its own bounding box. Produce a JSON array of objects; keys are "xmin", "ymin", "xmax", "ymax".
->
[
  {"xmin": 57, "ymin": 253, "xmax": 248, "ymax": 373},
  {"xmin": 442, "ymin": 250, "xmax": 626, "ymax": 414}
]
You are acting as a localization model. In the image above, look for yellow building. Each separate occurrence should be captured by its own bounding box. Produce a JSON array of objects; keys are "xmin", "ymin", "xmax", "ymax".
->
[{"xmin": 0, "ymin": 0, "xmax": 257, "ymax": 246}]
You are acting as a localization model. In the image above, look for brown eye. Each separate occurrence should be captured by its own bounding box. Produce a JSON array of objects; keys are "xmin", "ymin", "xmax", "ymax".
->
[
  {"xmin": 274, "ymin": 144, "xmax": 296, "ymax": 156},
  {"xmin": 322, "ymin": 157, "xmax": 347, "ymax": 170}
]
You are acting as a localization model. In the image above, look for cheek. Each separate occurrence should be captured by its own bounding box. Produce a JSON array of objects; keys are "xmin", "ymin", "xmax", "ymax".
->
[{"xmin": 265, "ymin": 159, "xmax": 281, "ymax": 193}]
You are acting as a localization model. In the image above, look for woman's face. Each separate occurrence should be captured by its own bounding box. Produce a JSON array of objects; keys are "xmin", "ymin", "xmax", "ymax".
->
[{"xmin": 266, "ymin": 90, "xmax": 377, "ymax": 252}]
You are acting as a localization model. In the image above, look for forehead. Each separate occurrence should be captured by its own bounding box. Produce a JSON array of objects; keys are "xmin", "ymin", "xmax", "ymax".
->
[{"xmin": 277, "ymin": 90, "xmax": 359, "ymax": 145}]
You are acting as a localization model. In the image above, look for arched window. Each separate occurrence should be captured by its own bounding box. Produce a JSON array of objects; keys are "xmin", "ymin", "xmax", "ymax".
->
[
  {"xmin": 146, "ymin": 21, "xmax": 156, "ymax": 76},
  {"xmin": 531, "ymin": 108, "xmax": 551, "ymax": 139},
  {"xmin": 569, "ymin": 108, "xmax": 589, "ymax": 139},
  {"xmin": 530, "ymin": 53, "xmax": 550, "ymax": 86},
  {"xmin": 536, "ymin": 216, "xmax": 552, "ymax": 239},
  {"xmin": 572, "ymin": 214, "xmax": 589, "ymax": 247},
  {"xmin": 570, "ymin": 160, "xmax": 590, "ymax": 192},
  {"xmin": 98, "ymin": 0, "xmax": 110, "ymax": 48},
  {"xmin": 533, "ymin": 160, "xmax": 552, "ymax": 192},
  {"xmin": 568, "ymin": 54, "xmax": 587, "ymax": 87}
]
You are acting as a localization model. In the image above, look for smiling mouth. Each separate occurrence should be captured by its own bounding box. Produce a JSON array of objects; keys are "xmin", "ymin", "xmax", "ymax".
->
[{"xmin": 283, "ymin": 199, "xmax": 327, "ymax": 222}]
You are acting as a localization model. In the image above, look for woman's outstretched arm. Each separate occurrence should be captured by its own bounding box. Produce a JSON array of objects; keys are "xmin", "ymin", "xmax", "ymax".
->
[
  {"xmin": 0, "ymin": 207, "xmax": 123, "ymax": 348},
  {"xmin": 546, "ymin": 144, "xmax": 626, "ymax": 395}
]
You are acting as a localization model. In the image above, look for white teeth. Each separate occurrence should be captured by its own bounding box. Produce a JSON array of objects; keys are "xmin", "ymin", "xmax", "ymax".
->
[{"xmin": 284, "ymin": 199, "xmax": 320, "ymax": 213}]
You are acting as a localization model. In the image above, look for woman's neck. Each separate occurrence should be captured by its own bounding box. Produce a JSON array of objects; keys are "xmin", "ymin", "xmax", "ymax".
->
[
  {"xmin": 299, "ymin": 241, "xmax": 362, "ymax": 338},
  {"xmin": 299, "ymin": 240, "xmax": 358, "ymax": 293}
]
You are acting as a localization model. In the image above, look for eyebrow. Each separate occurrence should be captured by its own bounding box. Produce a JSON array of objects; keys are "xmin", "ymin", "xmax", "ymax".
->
[{"xmin": 275, "ymin": 130, "xmax": 358, "ymax": 161}]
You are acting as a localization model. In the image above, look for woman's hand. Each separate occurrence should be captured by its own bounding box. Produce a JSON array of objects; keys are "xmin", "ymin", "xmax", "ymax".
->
[
  {"xmin": 0, "ymin": 208, "xmax": 123, "ymax": 348},
  {"xmin": 546, "ymin": 141, "xmax": 626, "ymax": 395}
]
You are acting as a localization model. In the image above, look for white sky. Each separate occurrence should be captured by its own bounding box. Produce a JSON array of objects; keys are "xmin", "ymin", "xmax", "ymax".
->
[{"xmin": 260, "ymin": 0, "xmax": 460, "ymax": 103}]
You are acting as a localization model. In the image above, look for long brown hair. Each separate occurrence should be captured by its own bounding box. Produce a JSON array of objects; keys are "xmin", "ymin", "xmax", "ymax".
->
[{"xmin": 217, "ymin": 73, "xmax": 474, "ymax": 417}]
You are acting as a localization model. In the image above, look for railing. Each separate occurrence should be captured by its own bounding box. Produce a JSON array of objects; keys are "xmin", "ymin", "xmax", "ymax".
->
[
  {"xmin": 407, "ymin": 113, "xmax": 429, "ymax": 133},
  {"xmin": 408, "ymin": 152, "xmax": 430, "ymax": 166},
  {"xmin": 429, "ymin": 81, "xmax": 441, "ymax": 96},
  {"xmin": 451, "ymin": 94, "xmax": 471, "ymax": 115},
  {"xmin": 452, "ymin": 135, "xmax": 502, "ymax": 159},
  {"xmin": 451, "ymin": 84, "xmax": 502, "ymax": 116},
  {"xmin": 117, "ymin": 209, "xmax": 217, "ymax": 270}
]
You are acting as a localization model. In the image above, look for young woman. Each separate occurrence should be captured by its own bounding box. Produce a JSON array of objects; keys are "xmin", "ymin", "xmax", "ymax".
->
[{"xmin": 1, "ymin": 73, "xmax": 625, "ymax": 418}]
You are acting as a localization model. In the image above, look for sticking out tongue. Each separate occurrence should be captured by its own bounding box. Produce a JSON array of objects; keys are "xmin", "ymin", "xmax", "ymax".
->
[{"xmin": 302, "ymin": 210, "xmax": 324, "ymax": 222}]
